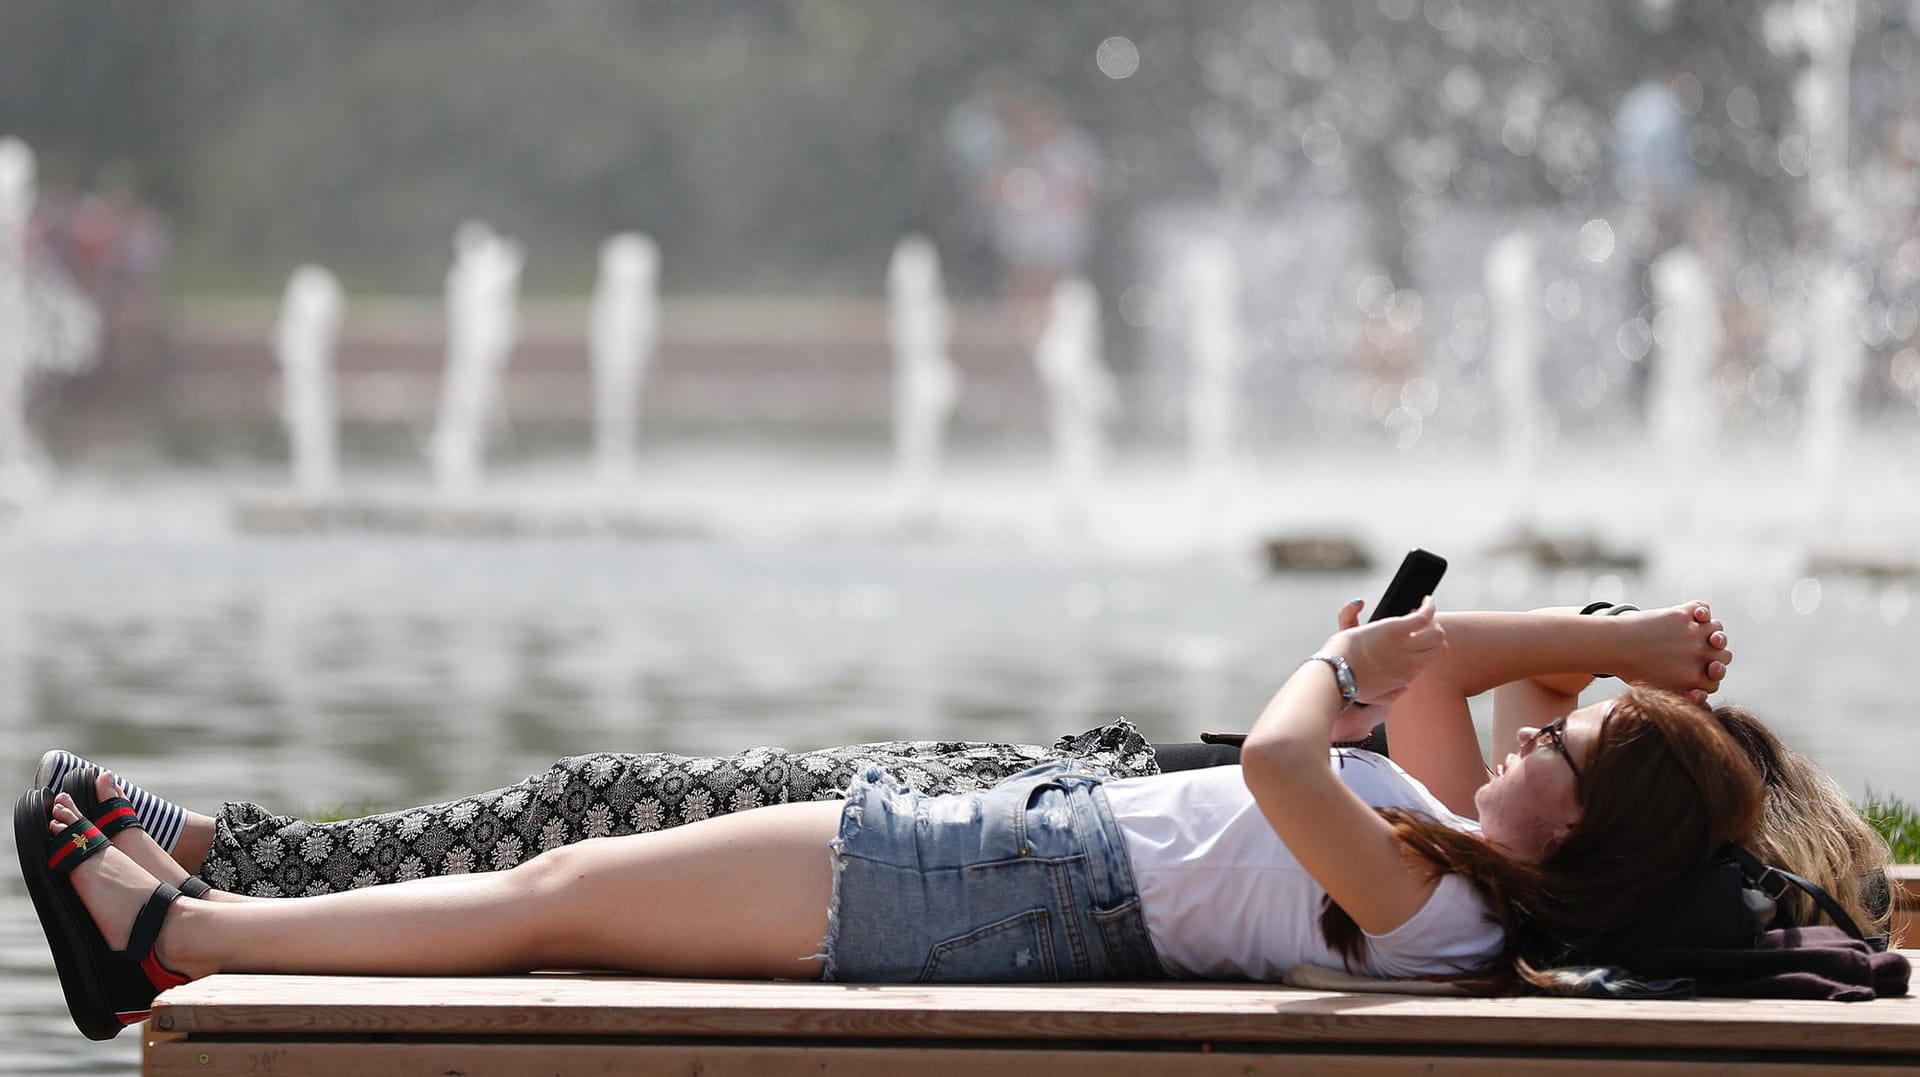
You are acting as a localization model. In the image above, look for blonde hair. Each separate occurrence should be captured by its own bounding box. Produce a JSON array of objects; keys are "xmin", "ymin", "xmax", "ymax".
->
[{"xmin": 1713, "ymin": 706, "xmax": 1896, "ymax": 944}]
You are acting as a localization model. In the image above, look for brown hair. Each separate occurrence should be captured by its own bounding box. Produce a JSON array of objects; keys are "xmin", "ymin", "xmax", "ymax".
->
[
  {"xmin": 1320, "ymin": 687, "xmax": 1764, "ymax": 986},
  {"xmin": 1711, "ymin": 705, "xmax": 1895, "ymax": 943}
]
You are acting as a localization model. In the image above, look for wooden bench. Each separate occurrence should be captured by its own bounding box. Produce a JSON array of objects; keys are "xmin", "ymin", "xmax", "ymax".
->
[{"xmin": 145, "ymin": 957, "xmax": 1920, "ymax": 1076}]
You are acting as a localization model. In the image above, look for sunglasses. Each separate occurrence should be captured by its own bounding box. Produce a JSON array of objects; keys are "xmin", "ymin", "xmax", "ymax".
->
[{"xmin": 1525, "ymin": 715, "xmax": 1584, "ymax": 790}]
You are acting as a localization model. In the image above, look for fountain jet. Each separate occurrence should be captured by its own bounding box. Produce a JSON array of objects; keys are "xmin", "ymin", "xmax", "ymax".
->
[
  {"xmin": 0, "ymin": 137, "xmax": 97, "ymax": 507},
  {"xmin": 274, "ymin": 265, "xmax": 345, "ymax": 500},
  {"xmin": 886, "ymin": 235, "xmax": 959, "ymax": 525},
  {"xmin": 590, "ymin": 233, "xmax": 660, "ymax": 487},
  {"xmin": 1182, "ymin": 237, "xmax": 1244, "ymax": 517},
  {"xmin": 1485, "ymin": 232, "xmax": 1541, "ymax": 538},
  {"xmin": 1800, "ymin": 263, "xmax": 1865, "ymax": 537},
  {"xmin": 428, "ymin": 222, "xmax": 523, "ymax": 499},
  {"xmin": 1033, "ymin": 277, "xmax": 1118, "ymax": 531},
  {"xmin": 1647, "ymin": 246, "xmax": 1722, "ymax": 533}
]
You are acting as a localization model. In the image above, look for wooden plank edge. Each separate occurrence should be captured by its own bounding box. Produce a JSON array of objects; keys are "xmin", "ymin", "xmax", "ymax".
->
[
  {"xmin": 141, "ymin": 1038, "xmax": 1920, "ymax": 1077},
  {"xmin": 147, "ymin": 971, "xmax": 1920, "ymax": 1054}
]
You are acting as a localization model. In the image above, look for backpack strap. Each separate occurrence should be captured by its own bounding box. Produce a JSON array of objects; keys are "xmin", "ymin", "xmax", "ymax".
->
[{"xmin": 1725, "ymin": 844, "xmax": 1889, "ymax": 953}]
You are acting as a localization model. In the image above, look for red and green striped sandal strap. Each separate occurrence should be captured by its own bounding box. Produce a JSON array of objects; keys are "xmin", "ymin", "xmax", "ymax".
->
[
  {"xmin": 46, "ymin": 819, "xmax": 110, "ymax": 878},
  {"xmin": 88, "ymin": 796, "xmax": 143, "ymax": 839}
]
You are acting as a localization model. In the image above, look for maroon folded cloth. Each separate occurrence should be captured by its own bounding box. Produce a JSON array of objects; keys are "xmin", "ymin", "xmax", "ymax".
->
[{"xmin": 1626, "ymin": 927, "xmax": 1909, "ymax": 1001}]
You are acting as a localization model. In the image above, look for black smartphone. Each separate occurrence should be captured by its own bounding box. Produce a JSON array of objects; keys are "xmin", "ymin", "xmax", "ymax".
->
[{"xmin": 1369, "ymin": 548, "xmax": 1447, "ymax": 621}]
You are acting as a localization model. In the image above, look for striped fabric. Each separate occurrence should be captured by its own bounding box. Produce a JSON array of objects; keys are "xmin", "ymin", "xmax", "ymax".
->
[{"xmin": 36, "ymin": 751, "xmax": 187, "ymax": 854}]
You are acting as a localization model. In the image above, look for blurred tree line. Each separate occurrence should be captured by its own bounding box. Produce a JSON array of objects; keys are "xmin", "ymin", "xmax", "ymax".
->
[{"xmin": 1, "ymin": 0, "xmax": 1838, "ymax": 299}]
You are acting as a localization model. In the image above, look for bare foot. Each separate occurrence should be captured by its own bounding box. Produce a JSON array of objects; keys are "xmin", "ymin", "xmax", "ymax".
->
[
  {"xmin": 82, "ymin": 774, "xmax": 193, "ymax": 886},
  {"xmin": 1609, "ymin": 601, "xmax": 1732, "ymax": 705},
  {"xmin": 48, "ymin": 798, "xmax": 203, "ymax": 978},
  {"xmin": 76, "ymin": 775, "xmax": 249, "ymax": 904}
]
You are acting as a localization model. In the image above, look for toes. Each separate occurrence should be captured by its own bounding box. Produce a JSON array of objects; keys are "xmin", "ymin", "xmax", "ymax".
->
[{"xmin": 48, "ymin": 798, "xmax": 80, "ymax": 833}]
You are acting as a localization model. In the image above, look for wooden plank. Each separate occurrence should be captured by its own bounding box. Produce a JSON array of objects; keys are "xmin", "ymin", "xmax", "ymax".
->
[
  {"xmin": 1894, "ymin": 865, "xmax": 1920, "ymax": 903},
  {"xmin": 1893, "ymin": 866, "xmax": 1919, "ymax": 909},
  {"xmin": 139, "ymin": 1039, "xmax": 1920, "ymax": 1077},
  {"xmin": 148, "ymin": 962, "xmax": 1920, "ymax": 1055},
  {"xmin": 1894, "ymin": 866, "xmax": 1919, "ymax": 944}
]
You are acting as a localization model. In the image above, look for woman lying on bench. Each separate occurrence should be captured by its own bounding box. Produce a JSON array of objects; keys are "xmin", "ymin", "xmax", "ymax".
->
[
  {"xmin": 22, "ymin": 596, "xmax": 1779, "ymax": 1040},
  {"xmin": 30, "ymin": 597, "xmax": 1892, "ymax": 941},
  {"xmin": 30, "ymin": 600, "xmax": 1726, "ymax": 896}
]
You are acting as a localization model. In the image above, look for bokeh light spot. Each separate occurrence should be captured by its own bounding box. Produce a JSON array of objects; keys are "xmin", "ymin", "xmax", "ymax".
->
[
  {"xmin": 1616, "ymin": 318, "xmax": 1654, "ymax": 362},
  {"xmin": 1577, "ymin": 219, "xmax": 1615, "ymax": 262},
  {"xmin": 1400, "ymin": 376, "xmax": 1439, "ymax": 415},
  {"xmin": 1301, "ymin": 122, "xmax": 1343, "ymax": 166},
  {"xmin": 1516, "ymin": 21, "xmax": 1553, "ymax": 63},
  {"xmin": 1385, "ymin": 406, "xmax": 1424, "ymax": 450},
  {"xmin": 1544, "ymin": 279, "xmax": 1583, "ymax": 321},
  {"xmin": 1790, "ymin": 578, "xmax": 1823, "ymax": 616},
  {"xmin": 1727, "ymin": 85, "xmax": 1761, "ymax": 128},
  {"xmin": 1096, "ymin": 36, "xmax": 1140, "ymax": 80},
  {"xmin": 1117, "ymin": 285, "xmax": 1159, "ymax": 328},
  {"xmin": 1890, "ymin": 348, "xmax": 1920, "ymax": 393}
]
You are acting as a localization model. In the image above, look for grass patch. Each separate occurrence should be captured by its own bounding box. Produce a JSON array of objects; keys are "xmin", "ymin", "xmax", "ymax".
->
[
  {"xmin": 307, "ymin": 801, "xmax": 390, "ymax": 824},
  {"xmin": 1862, "ymin": 790, "xmax": 1920, "ymax": 864}
]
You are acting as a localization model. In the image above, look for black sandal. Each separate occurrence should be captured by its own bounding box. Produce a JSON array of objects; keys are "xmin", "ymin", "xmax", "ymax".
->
[
  {"xmin": 13, "ymin": 787, "xmax": 192, "ymax": 1041},
  {"xmin": 57, "ymin": 766, "xmax": 213, "ymax": 899}
]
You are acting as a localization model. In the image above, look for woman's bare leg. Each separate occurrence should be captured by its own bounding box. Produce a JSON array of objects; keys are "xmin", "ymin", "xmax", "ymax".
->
[
  {"xmin": 54, "ymin": 797, "xmax": 843, "ymax": 981},
  {"xmin": 171, "ymin": 812, "xmax": 216, "ymax": 876}
]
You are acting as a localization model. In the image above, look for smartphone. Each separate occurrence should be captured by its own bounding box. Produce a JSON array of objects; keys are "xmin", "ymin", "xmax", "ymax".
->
[{"xmin": 1368, "ymin": 548, "xmax": 1447, "ymax": 621}]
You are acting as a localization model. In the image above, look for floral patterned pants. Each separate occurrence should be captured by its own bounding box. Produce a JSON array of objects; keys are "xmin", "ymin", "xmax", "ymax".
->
[{"xmin": 198, "ymin": 720, "xmax": 1161, "ymax": 896}]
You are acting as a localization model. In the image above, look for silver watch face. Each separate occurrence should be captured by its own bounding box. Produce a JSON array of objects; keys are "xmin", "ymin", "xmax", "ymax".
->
[
  {"xmin": 1313, "ymin": 654, "xmax": 1357, "ymax": 702},
  {"xmin": 1331, "ymin": 660, "xmax": 1357, "ymax": 701}
]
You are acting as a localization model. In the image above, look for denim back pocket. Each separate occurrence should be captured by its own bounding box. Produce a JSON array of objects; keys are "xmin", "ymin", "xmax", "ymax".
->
[
  {"xmin": 1085, "ymin": 896, "xmax": 1159, "ymax": 979},
  {"xmin": 918, "ymin": 908, "xmax": 1058, "ymax": 983}
]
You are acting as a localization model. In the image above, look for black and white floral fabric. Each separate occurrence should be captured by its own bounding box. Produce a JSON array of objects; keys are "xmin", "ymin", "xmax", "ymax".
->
[{"xmin": 200, "ymin": 721, "xmax": 1159, "ymax": 896}]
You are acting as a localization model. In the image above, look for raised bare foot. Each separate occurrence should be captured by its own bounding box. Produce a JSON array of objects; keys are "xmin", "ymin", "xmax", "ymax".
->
[
  {"xmin": 85, "ymin": 773, "xmax": 193, "ymax": 886},
  {"xmin": 38, "ymin": 750, "xmax": 220, "ymax": 876},
  {"xmin": 59, "ymin": 776, "xmax": 241, "ymax": 903},
  {"xmin": 1608, "ymin": 600, "xmax": 1731, "ymax": 705}
]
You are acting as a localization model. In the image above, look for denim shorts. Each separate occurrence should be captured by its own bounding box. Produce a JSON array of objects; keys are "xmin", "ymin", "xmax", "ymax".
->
[{"xmin": 819, "ymin": 762, "xmax": 1165, "ymax": 983}]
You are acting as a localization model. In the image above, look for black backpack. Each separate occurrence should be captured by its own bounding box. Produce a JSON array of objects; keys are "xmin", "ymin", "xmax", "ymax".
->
[{"xmin": 1591, "ymin": 842, "xmax": 1889, "ymax": 962}]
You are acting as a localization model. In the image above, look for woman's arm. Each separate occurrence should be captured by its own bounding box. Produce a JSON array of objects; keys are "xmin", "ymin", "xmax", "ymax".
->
[
  {"xmin": 1240, "ymin": 599, "xmax": 1451, "ymax": 935},
  {"xmin": 1383, "ymin": 603, "xmax": 1731, "ymax": 817}
]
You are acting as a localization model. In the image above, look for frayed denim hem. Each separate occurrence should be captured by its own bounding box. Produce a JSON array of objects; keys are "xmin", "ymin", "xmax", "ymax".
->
[{"xmin": 813, "ymin": 764, "xmax": 898, "ymax": 982}]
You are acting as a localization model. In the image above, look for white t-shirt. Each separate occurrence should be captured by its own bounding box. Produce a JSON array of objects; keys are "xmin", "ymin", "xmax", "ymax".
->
[{"xmin": 1102, "ymin": 751, "xmax": 1504, "ymax": 981}]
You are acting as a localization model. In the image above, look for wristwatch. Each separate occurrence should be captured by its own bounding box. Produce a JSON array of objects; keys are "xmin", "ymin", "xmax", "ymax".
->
[{"xmin": 1306, "ymin": 653, "xmax": 1358, "ymax": 711}]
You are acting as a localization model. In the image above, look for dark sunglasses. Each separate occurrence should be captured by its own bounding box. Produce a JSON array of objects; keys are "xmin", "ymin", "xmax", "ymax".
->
[{"xmin": 1527, "ymin": 715, "xmax": 1584, "ymax": 790}]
